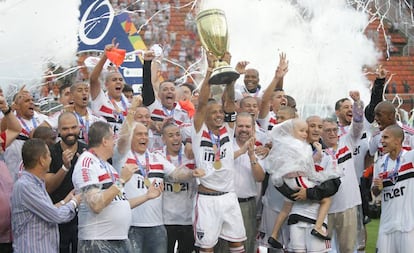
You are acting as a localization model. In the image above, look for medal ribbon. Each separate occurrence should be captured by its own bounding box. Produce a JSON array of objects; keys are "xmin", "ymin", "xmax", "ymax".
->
[
  {"xmin": 338, "ymin": 124, "xmax": 347, "ymax": 138},
  {"xmin": 109, "ymin": 96, "xmax": 128, "ymax": 121},
  {"xmin": 90, "ymin": 149, "xmax": 116, "ymax": 183},
  {"xmin": 162, "ymin": 105, "xmax": 175, "ymax": 117},
  {"xmin": 18, "ymin": 116, "xmax": 37, "ymax": 136},
  {"xmin": 325, "ymin": 147, "xmax": 337, "ymax": 160},
  {"xmin": 75, "ymin": 112, "xmax": 89, "ymax": 143},
  {"xmin": 209, "ymin": 131, "xmax": 220, "ymax": 162},
  {"xmin": 133, "ymin": 151, "xmax": 150, "ymax": 177},
  {"xmin": 166, "ymin": 148, "xmax": 182, "ymax": 166},
  {"xmin": 382, "ymin": 151, "xmax": 402, "ymax": 184}
]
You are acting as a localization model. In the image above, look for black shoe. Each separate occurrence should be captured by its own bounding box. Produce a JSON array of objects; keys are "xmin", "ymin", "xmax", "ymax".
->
[
  {"xmin": 311, "ymin": 228, "xmax": 331, "ymax": 240},
  {"xmin": 363, "ymin": 215, "xmax": 371, "ymax": 225},
  {"xmin": 268, "ymin": 236, "xmax": 283, "ymax": 249}
]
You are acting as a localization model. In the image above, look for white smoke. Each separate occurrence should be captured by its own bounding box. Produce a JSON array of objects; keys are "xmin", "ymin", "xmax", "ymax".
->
[
  {"xmin": 0, "ymin": 0, "xmax": 80, "ymax": 94},
  {"xmin": 199, "ymin": 0, "xmax": 380, "ymax": 117}
]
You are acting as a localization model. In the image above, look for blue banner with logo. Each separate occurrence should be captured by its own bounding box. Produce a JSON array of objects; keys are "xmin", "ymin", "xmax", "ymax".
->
[{"xmin": 78, "ymin": 0, "xmax": 146, "ymax": 92}]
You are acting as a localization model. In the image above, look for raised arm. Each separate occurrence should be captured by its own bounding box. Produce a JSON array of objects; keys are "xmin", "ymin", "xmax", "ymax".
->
[
  {"xmin": 364, "ymin": 66, "xmax": 387, "ymax": 123},
  {"xmin": 90, "ymin": 42, "xmax": 116, "ymax": 100},
  {"xmin": 0, "ymin": 96, "xmax": 22, "ymax": 149},
  {"xmin": 142, "ymin": 51, "xmax": 157, "ymax": 106},
  {"xmin": 117, "ymin": 96, "xmax": 142, "ymax": 155},
  {"xmin": 349, "ymin": 90, "xmax": 364, "ymax": 141},
  {"xmin": 151, "ymin": 57, "xmax": 162, "ymax": 95},
  {"xmin": 259, "ymin": 53, "xmax": 288, "ymax": 119},
  {"xmin": 193, "ymin": 52, "xmax": 216, "ymax": 132}
]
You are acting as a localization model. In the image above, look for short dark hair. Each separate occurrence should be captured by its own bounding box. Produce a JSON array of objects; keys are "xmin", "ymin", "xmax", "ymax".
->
[
  {"xmin": 122, "ymin": 85, "xmax": 133, "ymax": 93},
  {"xmin": 70, "ymin": 82, "xmax": 89, "ymax": 93},
  {"xmin": 59, "ymin": 82, "xmax": 72, "ymax": 96},
  {"xmin": 286, "ymin": 95, "xmax": 296, "ymax": 109},
  {"xmin": 179, "ymin": 83, "xmax": 195, "ymax": 93},
  {"xmin": 335, "ymin": 98, "xmax": 350, "ymax": 111},
  {"xmin": 33, "ymin": 126, "xmax": 56, "ymax": 142},
  {"xmin": 322, "ymin": 117, "xmax": 337, "ymax": 125},
  {"xmin": 88, "ymin": 121, "xmax": 112, "ymax": 148},
  {"xmin": 239, "ymin": 96, "xmax": 259, "ymax": 108},
  {"xmin": 385, "ymin": 124, "xmax": 404, "ymax": 144},
  {"xmin": 22, "ymin": 138, "xmax": 48, "ymax": 169},
  {"xmin": 277, "ymin": 106, "xmax": 296, "ymax": 119},
  {"xmin": 159, "ymin": 80, "xmax": 176, "ymax": 89},
  {"xmin": 236, "ymin": 111, "xmax": 255, "ymax": 127},
  {"xmin": 375, "ymin": 101, "xmax": 396, "ymax": 115},
  {"xmin": 161, "ymin": 123, "xmax": 179, "ymax": 135}
]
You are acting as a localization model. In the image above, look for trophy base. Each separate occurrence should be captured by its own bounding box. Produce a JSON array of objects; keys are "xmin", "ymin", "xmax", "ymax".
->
[{"xmin": 209, "ymin": 66, "xmax": 240, "ymax": 85}]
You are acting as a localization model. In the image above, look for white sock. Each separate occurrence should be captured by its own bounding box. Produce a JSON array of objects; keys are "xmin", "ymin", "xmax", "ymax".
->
[{"xmin": 229, "ymin": 245, "xmax": 245, "ymax": 253}]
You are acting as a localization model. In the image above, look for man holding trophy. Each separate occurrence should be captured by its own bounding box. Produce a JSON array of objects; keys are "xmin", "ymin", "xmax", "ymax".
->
[{"xmin": 192, "ymin": 9, "xmax": 247, "ymax": 253}]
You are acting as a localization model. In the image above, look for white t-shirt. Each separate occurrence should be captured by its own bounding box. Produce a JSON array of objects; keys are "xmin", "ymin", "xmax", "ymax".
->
[
  {"xmin": 328, "ymin": 121, "xmax": 363, "ymax": 213},
  {"xmin": 338, "ymin": 122, "xmax": 370, "ymax": 180},
  {"xmin": 257, "ymin": 111, "xmax": 277, "ymax": 132},
  {"xmin": 159, "ymin": 146, "xmax": 196, "ymax": 225},
  {"xmin": 5, "ymin": 111, "xmax": 48, "ymax": 181},
  {"xmin": 192, "ymin": 123, "xmax": 235, "ymax": 192},
  {"xmin": 235, "ymin": 83, "xmax": 264, "ymax": 100},
  {"xmin": 123, "ymin": 150, "xmax": 175, "ymax": 227},
  {"xmin": 90, "ymin": 89, "xmax": 129, "ymax": 134},
  {"xmin": 255, "ymin": 122, "xmax": 271, "ymax": 147},
  {"xmin": 374, "ymin": 150, "xmax": 414, "ymax": 234},
  {"xmin": 147, "ymin": 100, "xmax": 190, "ymax": 126},
  {"xmin": 233, "ymin": 141, "xmax": 264, "ymax": 198},
  {"xmin": 72, "ymin": 151, "xmax": 131, "ymax": 240}
]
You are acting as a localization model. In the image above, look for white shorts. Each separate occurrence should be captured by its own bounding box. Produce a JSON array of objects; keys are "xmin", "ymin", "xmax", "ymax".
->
[
  {"xmin": 376, "ymin": 229, "xmax": 414, "ymax": 253},
  {"xmin": 193, "ymin": 192, "xmax": 246, "ymax": 248},
  {"xmin": 287, "ymin": 221, "xmax": 331, "ymax": 253},
  {"xmin": 257, "ymin": 206, "xmax": 289, "ymax": 248},
  {"xmin": 284, "ymin": 176, "xmax": 316, "ymax": 190}
]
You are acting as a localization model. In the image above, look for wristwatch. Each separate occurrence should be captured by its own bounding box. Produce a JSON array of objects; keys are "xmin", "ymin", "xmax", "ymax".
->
[{"xmin": 114, "ymin": 178, "xmax": 125, "ymax": 191}]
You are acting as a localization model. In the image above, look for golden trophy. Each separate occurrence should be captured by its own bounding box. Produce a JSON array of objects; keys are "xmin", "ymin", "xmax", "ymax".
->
[{"xmin": 196, "ymin": 9, "xmax": 240, "ymax": 85}]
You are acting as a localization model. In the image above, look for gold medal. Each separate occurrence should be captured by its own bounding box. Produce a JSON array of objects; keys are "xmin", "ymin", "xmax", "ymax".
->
[
  {"xmin": 172, "ymin": 183, "xmax": 182, "ymax": 193},
  {"xmin": 144, "ymin": 178, "xmax": 151, "ymax": 188},
  {"xmin": 213, "ymin": 160, "xmax": 222, "ymax": 170}
]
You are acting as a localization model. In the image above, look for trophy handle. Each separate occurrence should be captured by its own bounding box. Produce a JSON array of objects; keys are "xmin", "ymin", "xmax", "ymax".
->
[{"xmin": 209, "ymin": 66, "xmax": 240, "ymax": 85}]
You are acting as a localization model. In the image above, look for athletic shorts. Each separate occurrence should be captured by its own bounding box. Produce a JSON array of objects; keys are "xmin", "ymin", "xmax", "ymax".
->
[
  {"xmin": 287, "ymin": 221, "xmax": 331, "ymax": 253},
  {"xmin": 193, "ymin": 192, "xmax": 246, "ymax": 248},
  {"xmin": 376, "ymin": 229, "xmax": 414, "ymax": 253}
]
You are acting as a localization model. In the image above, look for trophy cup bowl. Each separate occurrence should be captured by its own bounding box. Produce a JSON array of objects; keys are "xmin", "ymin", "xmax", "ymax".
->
[{"xmin": 196, "ymin": 9, "xmax": 240, "ymax": 85}]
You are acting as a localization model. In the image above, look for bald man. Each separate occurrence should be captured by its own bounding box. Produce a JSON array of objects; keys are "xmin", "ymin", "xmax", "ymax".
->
[{"xmin": 369, "ymin": 101, "xmax": 414, "ymax": 160}]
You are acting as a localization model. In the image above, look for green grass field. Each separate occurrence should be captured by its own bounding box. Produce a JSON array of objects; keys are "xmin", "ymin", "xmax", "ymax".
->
[{"xmin": 365, "ymin": 218, "xmax": 380, "ymax": 253}]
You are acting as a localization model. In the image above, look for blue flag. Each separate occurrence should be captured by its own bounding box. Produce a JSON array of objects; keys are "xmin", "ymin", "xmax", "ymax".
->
[{"xmin": 78, "ymin": 0, "xmax": 144, "ymax": 92}]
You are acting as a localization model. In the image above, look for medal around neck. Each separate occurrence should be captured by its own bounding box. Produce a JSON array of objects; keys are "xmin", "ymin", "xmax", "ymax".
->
[
  {"xmin": 213, "ymin": 160, "xmax": 222, "ymax": 170},
  {"xmin": 144, "ymin": 178, "xmax": 151, "ymax": 188},
  {"xmin": 172, "ymin": 183, "xmax": 182, "ymax": 193}
]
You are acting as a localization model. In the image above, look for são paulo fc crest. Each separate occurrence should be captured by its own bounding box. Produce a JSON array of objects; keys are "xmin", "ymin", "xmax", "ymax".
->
[{"xmin": 197, "ymin": 231, "xmax": 204, "ymax": 240}]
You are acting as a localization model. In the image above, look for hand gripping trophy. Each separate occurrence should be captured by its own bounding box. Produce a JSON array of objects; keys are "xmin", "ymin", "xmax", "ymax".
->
[{"xmin": 196, "ymin": 9, "xmax": 240, "ymax": 85}]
